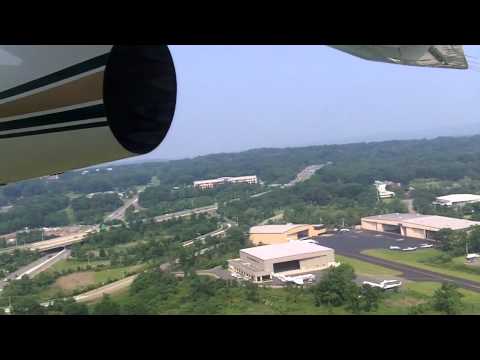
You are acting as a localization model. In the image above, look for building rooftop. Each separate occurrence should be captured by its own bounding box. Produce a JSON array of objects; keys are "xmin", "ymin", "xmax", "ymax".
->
[
  {"xmin": 362, "ymin": 213, "xmax": 425, "ymax": 222},
  {"xmin": 241, "ymin": 241, "xmax": 332, "ymax": 261},
  {"xmin": 194, "ymin": 175, "xmax": 257, "ymax": 185},
  {"xmin": 403, "ymin": 215, "xmax": 480, "ymax": 230},
  {"xmin": 435, "ymin": 194, "xmax": 480, "ymax": 203},
  {"xmin": 249, "ymin": 224, "xmax": 308, "ymax": 234},
  {"xmin": 362, "ymin": 213, "xmax": 480, "ymax": 231}
]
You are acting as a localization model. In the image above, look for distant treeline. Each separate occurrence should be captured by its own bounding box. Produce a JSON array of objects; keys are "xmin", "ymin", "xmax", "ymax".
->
[{"xmin": 2, "ymin": 135, "xmax": 480, "ymax": 233}]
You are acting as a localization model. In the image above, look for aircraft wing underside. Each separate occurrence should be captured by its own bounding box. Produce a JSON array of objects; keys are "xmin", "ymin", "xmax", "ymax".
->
[{"xmin": 329, "ymin": 45, "xmax": 468, "ymax": 70}]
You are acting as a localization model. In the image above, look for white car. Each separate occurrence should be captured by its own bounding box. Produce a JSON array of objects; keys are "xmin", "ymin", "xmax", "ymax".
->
[
  {"xmin": 339, "ymin": 228, "xmax": 350, "ymax": 232},
  {"xmin": 389, "ymin": 246, "xmax": 401, "ymax": 250},
  {"xmin": 402, "ymin": 247, "xmax": 417, "ymax": 251},
  {"xmin": 419, "ymin": 243, "xmax": 433, "ymax": 248}
]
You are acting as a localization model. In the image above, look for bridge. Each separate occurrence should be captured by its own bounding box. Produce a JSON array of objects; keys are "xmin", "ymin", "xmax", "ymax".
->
[{"xmin": 25, "ymin": 228, "xmax": 97, "ymax": 252}]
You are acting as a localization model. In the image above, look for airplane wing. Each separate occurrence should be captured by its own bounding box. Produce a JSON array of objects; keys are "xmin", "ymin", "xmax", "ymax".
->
[{"xmin": 329, "ymin": 45, "xmax": 468, "ymax": 70}]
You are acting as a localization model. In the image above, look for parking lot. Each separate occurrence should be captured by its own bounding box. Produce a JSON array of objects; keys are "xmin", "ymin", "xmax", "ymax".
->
[
  {"xmin": 206, "ymin": 231, "xmax": 480, "ymax": 291},
  {"xmin": 313, "ymin": 230, "xmax": 430, "ymax": 255}
]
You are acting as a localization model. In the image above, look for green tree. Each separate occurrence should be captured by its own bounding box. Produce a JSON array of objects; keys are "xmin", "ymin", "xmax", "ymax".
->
[
  {"xmin": 312, "ymin": 264, "xmax": 358, "ymax": 308},
  {"xmin": 359, "ymin": 285, "xmax": 383, "ymax": 312},
  {"xmin": 121, "ymin": 299, "xmax": 151, "ymax": 315},
  {"xmin": 92, "ymin": 294, "xmax": 121, "ymax": 315},
  {"xmin": 431, "ymin": 282, "xmax": 464, "ymax": 315},
  {"xmin": 63, "ymin": 302, "xmax": 89, "ymax": 315},
  {"xmin": 12, "ymin": 296, "xmax": 46, "ymax": 315},
  {"xmin": 434, "ymin": 229, "xmax": 459, "ymax": 252},
  {"xmin": 244, "ymin": 282, "xmax": 260, "ymax": 303}
]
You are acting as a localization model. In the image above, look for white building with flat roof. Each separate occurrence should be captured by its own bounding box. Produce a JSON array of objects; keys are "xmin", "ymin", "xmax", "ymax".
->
[
  {"xmin": 433, "ymin": 194, "xmax": 480, "ymax": 207},
  {"xmin": 193, "ymin": 175, "xmax": 258, "ymax": 190},
  {"xmin": 374, "ymin": 181, "xmax": 395, "ymax": 199},
  {"xmin": 228, "ymin": 241, "xmax": 335, "ymax": 282},
  {"xmin": 361, "ymin": 213, "xmax": 480, "ymax": 240}
]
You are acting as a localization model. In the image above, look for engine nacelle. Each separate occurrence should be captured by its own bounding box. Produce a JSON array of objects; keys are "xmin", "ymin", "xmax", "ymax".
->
[{"xmin": 0, "ymin": 45, "xmax": 177, "ymax": 184}]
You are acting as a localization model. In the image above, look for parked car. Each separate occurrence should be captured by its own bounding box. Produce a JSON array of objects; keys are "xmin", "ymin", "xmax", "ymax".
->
[{"xmin": 389, "ymin": 246, "xmax": 401, "ymax": 250}]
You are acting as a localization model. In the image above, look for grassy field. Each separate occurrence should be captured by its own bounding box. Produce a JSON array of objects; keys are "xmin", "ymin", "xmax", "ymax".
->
[
  {"xmin": 402, "ymin": 281, "xmax": 480, "ymax": 314},
  {"xmin": 39, "ymin": 264, "xmax": 145, "ymax": 300},
  {"xmin": 46, "ymin": 259, "xmax": 110, "ymax": 274},
  {"xmin": 363, "ymin": 249, "xmax": 480, "ymax": 283},
  {"xmin": 336, "ymin": 255, "xmax": 401, "ymax": 277},
  {"xmin": 93, "ymin": 265, "xmax": 144, "ymax": 284}
]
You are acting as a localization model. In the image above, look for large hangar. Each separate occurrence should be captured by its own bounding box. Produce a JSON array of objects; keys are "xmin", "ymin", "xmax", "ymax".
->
[
  {"xmin": 361, "ymin": 213, "xmax": 480, "ymax": 240},
  {"xmin": 228, "ymin": 242, "xmax": 335, "ymax": 282}
]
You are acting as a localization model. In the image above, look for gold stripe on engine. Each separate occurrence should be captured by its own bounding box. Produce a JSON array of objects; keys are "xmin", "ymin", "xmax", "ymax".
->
[{"xmin": 0, "ymin": 71, "xmax": 104, "ymax": 119}]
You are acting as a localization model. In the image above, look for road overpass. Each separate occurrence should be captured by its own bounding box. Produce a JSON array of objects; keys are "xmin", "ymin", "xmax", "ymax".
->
[{"xmin": 25, "ymin": 228, "xmax": 97, "ymax": 252}]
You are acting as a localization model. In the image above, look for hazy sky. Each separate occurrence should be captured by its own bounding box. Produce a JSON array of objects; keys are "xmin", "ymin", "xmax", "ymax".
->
[{"xmin": 149, "ymin": 45, "xmax": 480, "ymax": 160}]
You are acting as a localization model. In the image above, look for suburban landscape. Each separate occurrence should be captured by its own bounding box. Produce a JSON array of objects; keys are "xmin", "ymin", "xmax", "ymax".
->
[{"xmin": 2, "ymin": 134, "xmax": 480, "ymax": 315}]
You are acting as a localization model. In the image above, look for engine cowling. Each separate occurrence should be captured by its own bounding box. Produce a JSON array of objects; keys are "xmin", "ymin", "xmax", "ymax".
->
[{"xmin": 0, "ymin": 45, "xmax": 177, "ymax": 184}]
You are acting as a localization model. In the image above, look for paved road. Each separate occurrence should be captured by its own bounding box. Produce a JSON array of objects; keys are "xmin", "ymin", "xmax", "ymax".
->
[
  {"xmin": 74, "ymin": 274, "xmax": 138, "ymax": 303},
  {"xmin": 26, "ymin": 228, "xmax": 97, "ymax": 252},
  {"xmin": 339, "ymin": 250, "xmax": 480, "ymax": 292},
  {"xmin": 23, "ymin": 248, "xmax": 71, "ymax": 278},
  {"xmin": 259, "ymin": 212, "xmax": 284, "ymax": 225},
  {"xmin": 249, "ymin": 191, "xmax": 272, "ymax": 198},
  {"xmin": 104, "ymin": 196, "xmax": 140, "ymax": 222},
  {"xmin": 285, "ymin": 164, "xmax": 326, "ymax": 187},
  {"xmin": 0, "ymin": 249, "xmax": 70, "ymax": 290},
  {"xmin": 182, "ymin": 222, "xmax": 232, "ymax": 247},
  {"xmin": 152, "ymin": 204, "xmax": 218, "ymax": 223},
  {"xmin": 402, "ymin": 199, "xmax": 415, "ymax": 214},
  {"xmin": 315, "ymin": 231, "xmax": 480, "ymax": 292}
]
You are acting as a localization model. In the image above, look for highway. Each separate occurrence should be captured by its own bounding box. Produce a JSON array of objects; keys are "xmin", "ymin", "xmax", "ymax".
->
[
  {"xmin": 0, "ymin": 203, "xmax": 218, "ymax": 255},
  {"xmin": 26, "ymin": 228, "xmax": 97, "ymax": 252},
  {"xmin": 0, "ymin": 249, "xmax": 70, "ymax": 290},
  {"xmin": 104, "ymin": 195, "xmax": 140, "ymax": 222},
  {"xmin": 151, "ymin": 204, "xmax": 218, "ymax": 223},
  {"xmin": 36, "ymin": 219, "xmax": 236, "ymax": 305},
  {"xmin": 284, "ymin": 164, "xmax": 326, "ymax": 187},
  {"xmin": 181, "ymin": 222, "xmax": 232, "ymax": 247}
]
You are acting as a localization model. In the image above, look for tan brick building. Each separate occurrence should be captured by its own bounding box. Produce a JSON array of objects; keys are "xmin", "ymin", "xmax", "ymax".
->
[{"xmin": 249, "ymin": 224, "xmax": 326, "ymax": 245}]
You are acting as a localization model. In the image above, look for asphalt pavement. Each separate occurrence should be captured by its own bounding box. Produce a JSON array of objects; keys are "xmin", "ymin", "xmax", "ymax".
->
[
  {"xmin": 314, "ymin": 231, "xmax": 480, "ymax": 292},
  {"xmin": 0, "ymin": 248, "xmax": 70, "ymax": 290}
]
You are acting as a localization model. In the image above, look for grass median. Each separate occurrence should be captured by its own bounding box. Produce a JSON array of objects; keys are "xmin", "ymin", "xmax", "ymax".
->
[
  {"xmin": 336, "ymin": 254, "xmax": 401, "ymax": 278},
  {"xmin": 363, "ymin": 248, "xmax": 480, "ymax": 283}
]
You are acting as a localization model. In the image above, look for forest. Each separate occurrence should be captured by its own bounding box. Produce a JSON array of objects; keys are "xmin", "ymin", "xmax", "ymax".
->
[{"xmin": 2, "ymin": 134, "xmax": 480, "ymax": 234}]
